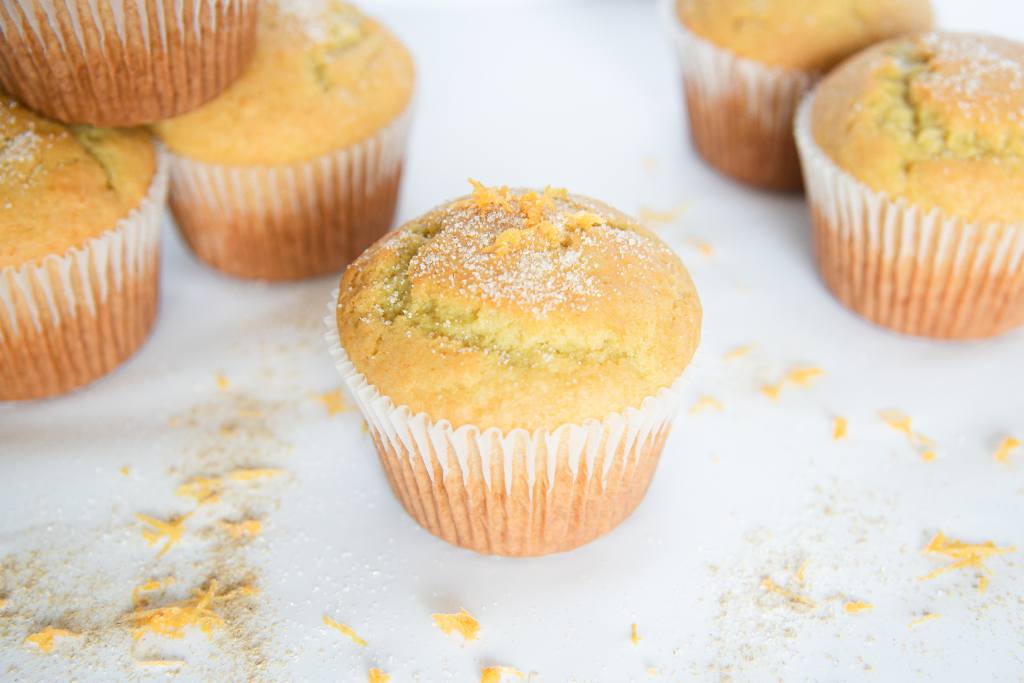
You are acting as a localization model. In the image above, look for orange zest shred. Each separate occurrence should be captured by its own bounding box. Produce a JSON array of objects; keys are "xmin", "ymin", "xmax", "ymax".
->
[
  {"xmin": 994, "ymin": 436, "xmax": 1020, "ymax": 463},
  {"xmin": 481, "ymin": 666, "xmax": 525, "ymax": 683},
  {"xmin": 132, "ymin": 577, "xmax": 176, "ymax": 608},
  {"xmin": 313, "ymin": 389, "xmax": 349, "ymax": 416},
  {"xmin": 228, "ymin": 468, "xmax": 282, "ymax": 481},
  {"xmin": 685, "ymin": 236, "xmax": 713, "ymax": 257},
  {"xmin": 844, "ymin": 601, "xmax": 873, "ymax": 614},
  {"xmin": 24, "ymin": 627, "xmax": 79, "ymax": 653},
  {"xmin": 795, "ymin": 560, "xmax": 808, "ymax": 584},
  {"xmin": 724, "ymin": 345, "xmax": 752, "ymax": 361},
  {"xmin": 136, "ymin": 660, "xmax": 186, "ymax": 668},
  {"xmin": 909, "ymin": 613, "xmax": 940, "ymax": 628},
  {"xmin": 215, "ymin": 374, "xmax": 230, "ymax": 391},
  {"xmin": 879, "ymin": 410, "xmax": 934, "ymax": 447},
  {"xmin": 369, "ymin": 668, "xmax": 391, "ymax": 683},
  {"xmin": 176, "ymin": 476, "xmax": 223, "ymax": 505},
  {"xmin": 689, "ymin": 395, "xmax": 723, "ymax": 415},
  {"xmin": 123, "ymin": 580, "xmax": 252, "ymax": 640},
  {"xmin": 119, "ymin": 466, "xmax": 130, "ymax": 476},
  {"xmin": 919, "ymin": 531, "xmax": 1015, "ymax": 582},
  {"xmin": 323, "ymin": 615, "xmax": 367, "ymax": 647},
  {"xmin": 761, "ymin": 577, "xmax": 816, "ymax": 608},
  {"xmin": 221, "ymin": 520, "xmax": 262, "ymax": 540},
  {"xmin": 638, "ymin": 204, "xmax": 689, "ymax": 225},
  {"xmin": 136, "ymin": 512, "xmax": 190, "ymax": 557},
  {"xmin": 468, "ymin": 178, "xmax": 514, "ymax": 213},
  {"xmin": 832, "ymin": 417, "xmax": 848, "ymax": 440},
  {"xmin": 762, "ymin": 367, "xmax": 823, "ymax": 399},
  {"xmin": 431, "ymin": 608, "xmax": 480, "ymax": 642},
  {"xmin": 978, "ymin": 575, "xmax": 990, "ymax": 594},
  {"xmin": 920, "ymin": 450, "xmax": 936, "ymax": 462},
  {"xmin": 630, "ymin": 622, "xmax": 641, "ymax": 646}
]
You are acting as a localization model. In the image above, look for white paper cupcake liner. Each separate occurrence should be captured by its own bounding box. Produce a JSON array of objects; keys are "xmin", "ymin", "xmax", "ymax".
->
[
  {"xmin": 662, "ymin": 0, "xmax": 815, "ymax": 190},
  {"xmin": 794, "ymin": 94, "xmax": 1024, "ymax": 339},
  {"xmin": 324, "ymin": 293, "xmax": 688, "ymax": 556},
  {"xmin": 0, "ymin": 0, "xmax": 258, "ymax": 126},
  {"xmin": 166, "ymin": 106, "xmax": 413, "ymax": 281},
  {"xmin": 0, "ymin": 149, "xmax": 169, "ymax": 400}
]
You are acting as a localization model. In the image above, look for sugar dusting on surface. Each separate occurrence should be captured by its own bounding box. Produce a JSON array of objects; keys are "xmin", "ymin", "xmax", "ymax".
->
[
  {"xmin": 403, "ymin": 181, "xmax": 673, "ymax": 318},
  {"xmin": 274, "ymin": 0, "xmax": 365, "ymax": 45},
  {"xmin": 917, "ymin": 33, "xmax": 1024, "ymax": 122}
]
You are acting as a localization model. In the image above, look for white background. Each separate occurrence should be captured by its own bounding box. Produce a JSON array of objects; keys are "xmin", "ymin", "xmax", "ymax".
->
[{"xmin": 2, "ymin": 1, "xmax": 1023, "ymax": 681}]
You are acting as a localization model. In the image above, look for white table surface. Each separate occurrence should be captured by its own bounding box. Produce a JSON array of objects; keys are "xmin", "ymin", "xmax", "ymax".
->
[{"xmin": 2, "ymin": 1, "xmax": 1023, "ymax": 681}]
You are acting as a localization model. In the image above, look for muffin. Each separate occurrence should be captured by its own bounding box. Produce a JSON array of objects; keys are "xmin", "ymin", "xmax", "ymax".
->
[
  {"xmin": 327, "ymin": 181, "xmax": 702, "ymax": 556},
  {"xmin": 0, "ymin": 95, "xmax": 167, "ymax": 400},
  {"xmin": 0, "ymin": 0, "xmax": 259, "ymax": 126},
  {"xmin": 666, "ymin": 0, "xmax": 933, "ymax": 190},
  {"xmin": 796, "ymin": 33, "xmax": 1024, "ymax": 339},
  {"xmin": 154, "ymin": 0, "xmax": 414, "ymax": 281}
]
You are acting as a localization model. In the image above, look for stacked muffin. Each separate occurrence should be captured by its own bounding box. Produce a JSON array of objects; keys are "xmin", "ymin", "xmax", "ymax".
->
[
  {"xmin": 0, "ymin": 0, "xmax": 415, "ymax": 400},
  {"xmin": 667, "ymin": 0, "xmax": 934, "ymax": 190}
]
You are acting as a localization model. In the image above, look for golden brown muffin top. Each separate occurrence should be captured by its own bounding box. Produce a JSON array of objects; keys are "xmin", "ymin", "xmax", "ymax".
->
[
  {"xmin": 154, "ymin": 0, "xmax": 414, "ymax": 166},
  {"xmin": 811, "ymin": 33, "xmax": 1024, "ymax": 225},
  {"xmin": 676, "ymin": 0, "xmax": 933, "ymax": 71},
  {"xmin": 0, "ymin": 95, "xmax": 156, "ymax": 269},
  {"xmin": 337, "ymin": 182, "xmax": 702, "ymax": 432}
]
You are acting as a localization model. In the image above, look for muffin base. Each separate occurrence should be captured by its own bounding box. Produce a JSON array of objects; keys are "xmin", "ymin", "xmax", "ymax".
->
[
  {"xmin": 326, "ymin": 300, "xmax": 686, "ymax": 557},
  {"xmin": 0, "ymin": 0, "xmax": 258, "ymax": 126},
  {"xmin": 664, "ymin": 0, "xmax": 814, "ymax": 191},
  {"xmin": 167, "ymin": 109, "xmax": 412, "ymax": 281},
  {"xmin": 0, "ymin": 153, "xmax": 168, "ymax": 401},
  {"xmin": 795, "ymin": 98, "xmax": 1024, "ymax": 339}
]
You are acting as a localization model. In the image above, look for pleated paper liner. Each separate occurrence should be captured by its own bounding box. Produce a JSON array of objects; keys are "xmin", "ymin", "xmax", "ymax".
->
[
  {"xmin": 663, "ymin": 0, "xmax": 814, "ymax": 191},
  {"xmin": 325, "ymin": 295, "xmax": 687, "ymax": 557},
  {"xmin": 795, "ymin": 96, "xmax": 1024, "ymax": 339},
  {"xmin": 167, "ymin": 107, "xmax": 412, "ymax": 281},
  {"xmin": 0, "ymin": 151, "xmax": 169, "ymax": 401},
  {"xmin": 0, "ymin": 0, "xmax": 258, "ymax": 126}
]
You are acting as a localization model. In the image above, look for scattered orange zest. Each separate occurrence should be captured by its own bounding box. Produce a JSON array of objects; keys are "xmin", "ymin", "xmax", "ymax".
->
[
  {"xmin": 123, "ymin": 580, "xmax": 252, "ymax": 641},
  {"xmin": 909, "ymin": 613, "xmax": 940, "ymax": 628},
  {"xmin": 630, "ymin": 622, "xmax": 641, "ymax": 646},
  {"xmin": 978, "ymin": 575, "xmax": 990, "ymax": 594},
  {"xmin": 24, "ymin": 627, "xmax": 79, "ymax": 653},
  {"xmin": 994, "ymin": 436, "xmax": 1020, "ymax": 463},
  {"xmin": 832, "ymin": 417, "xmax": 848, "ymax": 440},
  {"xmin": 313, "ymin": 389, "xmax": 349, "ymax": 416},
  {"xmin": 369, "ymin": 669, "xmax": 391, "ymax": 683},
  {"xmin": 762, "ymin": 367, "xmax": 823, "ymax": 399},
  {"xmin": 176, "ymin": 476, "xmax": 223, "ymax": 505},
  {"xmin": 689, "ymin": 395, "xmax": 723, "ymax": 415},
  {"xmin": 879, "ymin": 410, "xmax": 934, "ymax": 448},
  {"xmin": 920, "ymin": 450, "xmax": 936, "ymax": 462},
  {"xmin": 844, "ymin": 601, "xmax": 873, "ymax": 614},
  {"xmin": 323, "ymin": 615, "xmax": 367, "ymax": 647},
  {"xmin": 228, "ymin": 468, "xmax": 282, "ymax": 481},
  {"xmin": 132, "ymin": 577, "xmax": 176, "ymax": 608},
  {"xmin": 685, "ymin": 236, "xmax": 713, "ymax": 257},
  {"xmin": 215, "ymin": 374, "xmax": 230, "ymax": 391},
  {"xmin": 795, "ymin": 561, "xmax": 808, "ymax": 584},
  {"xmin": 119, "ymin": 466, "xmax": 130, "ymax": 476},
  {"xmin": 723, "ymin": 345, "xmax": 752, "ymax": 361},
  {"xmin": 136, "ymin": 512, "xmax": 190, "ymax": 557},
  {"xmin": 761, "ymin": 577, "xmax": 816, "ymax": 608},
  {"xmin": 919, "ymin": 531, "xmax": 1015, "ymax": 581},
  {"xmin": 638, "ymin": 204, "xmax": 689, "ymax": 225},
  {"xmin": 481, "ymin": 666, "xmax": 525, "ymax": 683},
  {"xmin": 432, "ymin": 609, "xmax": 480, "ymax": 642},
  {"xmin": 221, "ymin": 519, "xmax": 262, "ymax": 540}
]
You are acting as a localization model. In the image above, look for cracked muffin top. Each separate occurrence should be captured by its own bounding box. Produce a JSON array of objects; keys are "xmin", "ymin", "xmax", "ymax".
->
[
  {"xmin": 811, "ymin": 33, "xmax": 1024, "ymax": 225},
  {"xmin": 676, "ymin": 0, "xmax": 932, "ymax": 72},
  {"xmin": 0, "ymin": 94, "xmax": 156, "ymax": 269},
  {"xmin": 336, "ymin": 181, "xmax": 702, "ymax": 432},
  {"xmin": 154, "ymin": 0, "xmax": 414, "ymax": 166}
]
